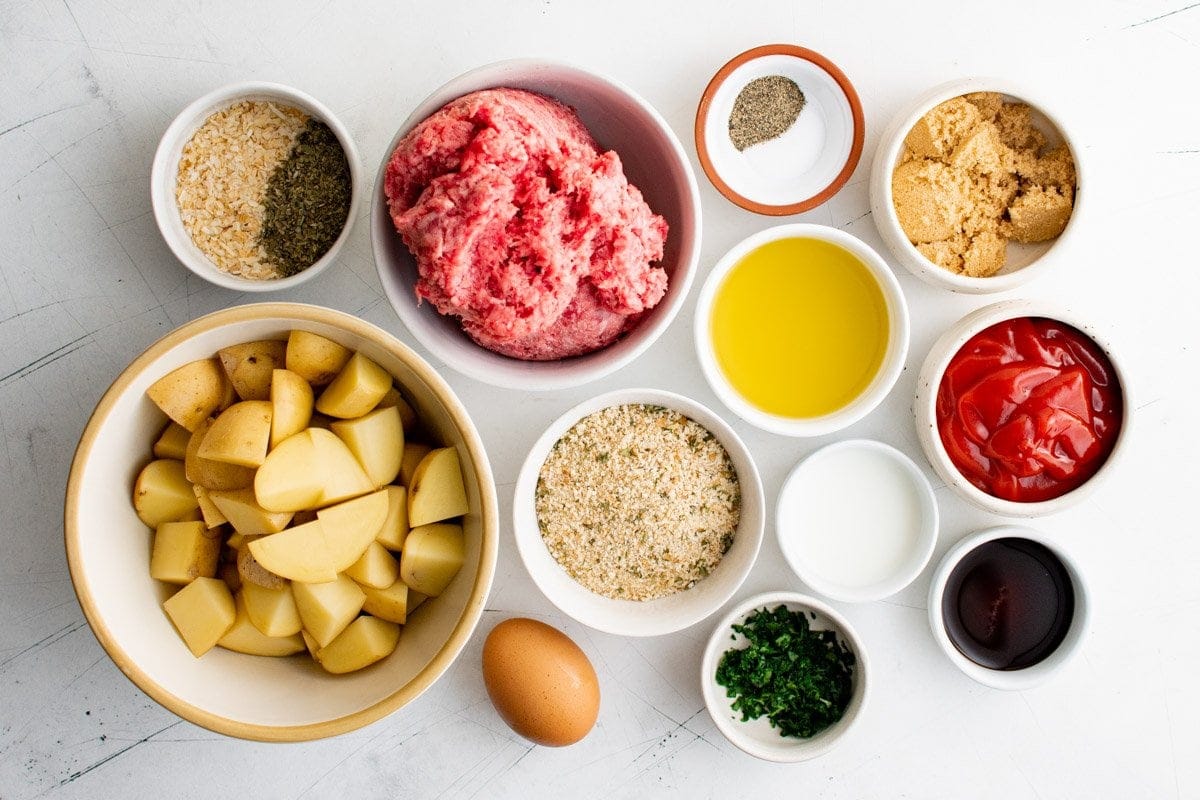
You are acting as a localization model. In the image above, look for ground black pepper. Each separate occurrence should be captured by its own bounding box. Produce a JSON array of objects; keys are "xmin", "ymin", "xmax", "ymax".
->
[
  {"xmin": 728, "ymin": 75, "xmax": 806, "ymax": 151},
  {"xmin": 259, "ymin": 119, "xmax": 351, "ymax": 276}
]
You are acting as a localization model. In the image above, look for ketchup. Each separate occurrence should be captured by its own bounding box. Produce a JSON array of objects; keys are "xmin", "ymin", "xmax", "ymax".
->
[{"xmin": 936, "ymin": 317, "xmax": 1122, "ymax": 502}]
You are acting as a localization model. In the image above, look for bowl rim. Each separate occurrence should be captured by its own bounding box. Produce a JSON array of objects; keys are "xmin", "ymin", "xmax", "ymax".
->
[
  {"xmin": 700, "ymin": 590, "xmax": 870, "ymax": 762},
  {"xmin": 867, "ymin": 77, "xmax": 1084, "ymax": 295},
  {"xmin": 926, "ymin": 525, "xmax": 1092, "ymax": 690},
  {"xmin": 913, "ymin": 299, "xmax": 1131, "ymax": 517},
  {"xmin": 150, "ymin": 81, "xmax": 364, "ymax": 293},
  {"xmin": 694, "ymin": 43, "xmax": 865, "ymax": 216},
  {"xmin": 775, "ymin": 438, "xmax": 939, "ymax": 603},
  {"xmin": 511, "ymin": 387, "xmax": 765, "ymax": 636},
  {"xmin": 369, "ymin": 58, "xmax": 702, "ymax": 391},
  {"xmin": 693, "ymin": 222, "xmax": 911, "ymax": 437},
  {"xmin": 63, "ymin": 302, "xmax": 499, "ymax": 741}
]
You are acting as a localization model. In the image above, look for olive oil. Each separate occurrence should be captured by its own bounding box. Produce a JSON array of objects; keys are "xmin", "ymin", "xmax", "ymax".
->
[{"xmin": 710, "ymin": 237, "xmax": 889, "ymax": 418}]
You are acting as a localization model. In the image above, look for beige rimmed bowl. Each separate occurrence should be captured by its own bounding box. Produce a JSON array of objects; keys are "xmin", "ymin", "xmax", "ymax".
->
[
  {"xmin": 868, "ymin": 77, "xmax": 1083, "ymax": 294},
  {"xmin": 65, "ymin": 303, "xmax": 498, "ymax": 741}
]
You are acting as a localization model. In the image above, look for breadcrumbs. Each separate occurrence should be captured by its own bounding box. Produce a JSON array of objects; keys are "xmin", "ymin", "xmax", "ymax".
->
[
  {"xmin": 892, "ymin": 92, "xmax": 1077, "ymax": 277},
  {"xmin": 535, "ymin": 404, "xmax": 740, "ymax": 601},
  {"xmin": 175, "ymin": 101, "xmax": 309, "ymax": 280}
]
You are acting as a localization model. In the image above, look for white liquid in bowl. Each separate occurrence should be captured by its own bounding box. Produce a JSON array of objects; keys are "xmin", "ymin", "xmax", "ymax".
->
[{"xmin": 777, "ymin": 440, "xmax": 938, "ymax": 602}]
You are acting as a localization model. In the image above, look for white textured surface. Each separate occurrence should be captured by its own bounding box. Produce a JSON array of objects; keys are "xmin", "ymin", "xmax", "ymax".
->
[{"xmin": 1, "ymin": 0, "xmax": 1197, "ymax": 797}]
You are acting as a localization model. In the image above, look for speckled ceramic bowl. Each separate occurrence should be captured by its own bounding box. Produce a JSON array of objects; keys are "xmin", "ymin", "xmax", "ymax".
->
[{"xmin": 65, "ymin": 303, "xmax": 497, "ymax": 741}]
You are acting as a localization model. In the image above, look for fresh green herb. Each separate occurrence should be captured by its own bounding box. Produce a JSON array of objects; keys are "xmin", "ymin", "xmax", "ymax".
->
[
  {"xmin": 715, "ymin": 604, "xmax": 855, "ymax": 739},
  {"xmin": 259, "ymin": 119, "xmax": 351, "ymax": 276}
]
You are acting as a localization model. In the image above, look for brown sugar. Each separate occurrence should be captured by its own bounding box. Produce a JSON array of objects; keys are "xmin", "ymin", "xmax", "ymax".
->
[{"xmin": 891, "ymin": 92, "xmax": 1076, "ymax": 277}]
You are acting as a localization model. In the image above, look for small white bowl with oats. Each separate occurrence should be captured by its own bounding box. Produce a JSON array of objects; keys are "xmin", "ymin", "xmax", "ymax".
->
[
  {"xmin": 151, "ymin": 81, "xmax": 363, "ymax": 292},
  {"xmin": 512, "ymin": 388, "xmax": 765, "ymax": 637}
]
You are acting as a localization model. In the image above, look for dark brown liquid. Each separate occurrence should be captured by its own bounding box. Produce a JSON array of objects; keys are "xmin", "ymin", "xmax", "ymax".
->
[{"xmin": 942, "ymin": 538, "xmax": 1074, "ymax": 671}]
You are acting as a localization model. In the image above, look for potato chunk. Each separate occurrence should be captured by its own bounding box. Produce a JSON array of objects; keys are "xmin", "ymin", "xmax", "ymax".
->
[
  {"xmin": 315, "ymin": 352, "xmax": 391, "ymax": 419},
  {"xmin": 150, "ymin": 520, "xmax": 221, "ymax": 585},
  {"xmin": 133, "ymin": 459, "xmax": 199, "ymax": 528},
  {"xmin": 361, "ymin": 578, "xmax": 409, "ymax": 624},
  {"xmin": 315, "ymin": 616, "xmax": 400, "ymax": 674},
  {"xmin": 218, "ymin": 592, "xmax": 305, "ymax": 657},
  {"xmin": 292, "ymin": 575, "xmax": 365, "ymax": 647},
  {"xmin": 242, "ymin": 580, "xmax": 302, "ymax": 637},
  {"xmin": 399, "ymin": 523, "xmax": 465, "ymax": 597},
  {"xmin": 330, "ymin": 405, "xmax": 404, "ymax": 488},
  {"xmin": 269, "ymin": 368, "xmax": 314, "ymax": 449},
  {"xmin": 146, "ymin": 358, "xmax": 230, "ymax": 432},
  {"xmin": 162, "ymin": 577, "xmax": 236, "ymax": 657},
  {"xmin": 208, "ymin": 488, "xmax": 293, "ymax": 536},
  {"xmin": 218, "ymin": 340, "xmax": 286, "ymax": 401},
  {"xmin": 152, "ymin": 422, "xmax": 191, "ymax": 460},
  {"xmin": 375, "ymin": 486, "xmax": 409, "ymax": 550},
  {"xmin": 407, "ymin": 447, "xmax": 468, "ymax": 527},
  {"xmin": 285, "ymin": 330, "xmax": 350, "ymax": 386},
  {"xmin": 185, "ymin": 417, "xmax": 256, "ymax": 491},
  {"xmin": 345, "ymin": 541, "xmax": 399, "ymax": 589},
  {"xmin": 197, "ymin": 400, "xmax": 272, "ymax": 468}
]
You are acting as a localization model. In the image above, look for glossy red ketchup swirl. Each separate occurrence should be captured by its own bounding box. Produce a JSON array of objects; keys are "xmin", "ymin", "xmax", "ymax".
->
[{"xmin": 936, "ymin": 317, "xmax": 1122, "ymax": 502}]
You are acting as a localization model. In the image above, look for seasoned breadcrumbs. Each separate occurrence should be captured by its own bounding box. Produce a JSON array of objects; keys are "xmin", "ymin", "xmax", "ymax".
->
[
  {"xmin": 175, "ymin": 100, "xmax": 309, "ymax": 280},
  {"xmin": 535, "ymin": 404, "xmax": 740, "ymax": 601}
]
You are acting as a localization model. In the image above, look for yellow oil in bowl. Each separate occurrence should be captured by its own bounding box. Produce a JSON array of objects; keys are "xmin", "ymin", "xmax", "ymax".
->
[{"xmin": 710, "ymin": 237, "xmax": 888, "ymax": 418}]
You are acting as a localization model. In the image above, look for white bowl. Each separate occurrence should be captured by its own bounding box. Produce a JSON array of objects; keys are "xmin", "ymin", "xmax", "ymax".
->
[
  {"xmin": 914, "ymin": 299, "xmax": 1130, "ymax": 517},
  {"xmin": 776, "ymin": 439, "xmax": 939, "ymax": 603},
  {"xmin": 150, "ymin": 82, "xmax": 363, "ymax": 292},
  {"xmin": 693, "ymin": 223, "xmax": 910, "ymax": 437},
  {"xmin": 868, "ymin": 77, "xmax": 1083, "ymax": 294},
  {"xmin": 512, "ymin": 388, "xmax": 764, "ymax": 636},
  {"xmin": 927, "ymin": 526, "xmax": 1091, "ymax": 690},
  {"xmin": 65, "ymin": 303, "xmax": 498, "ymax": 741},
  {"xmin": 371, "ymin": 59, "xmax": 702, "ymax": 391},
  {"xmin": 701, "ymin": 591, "xmax": 869, "ymax": 762}
]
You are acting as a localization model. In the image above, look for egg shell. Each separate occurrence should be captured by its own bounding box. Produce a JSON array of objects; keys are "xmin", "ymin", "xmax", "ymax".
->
[{"xmin": 481, "ymin": 617, "xmax": 600, "ymax": 747}]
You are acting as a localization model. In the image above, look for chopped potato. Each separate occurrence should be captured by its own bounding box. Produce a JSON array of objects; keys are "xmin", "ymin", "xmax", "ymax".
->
[{"xmin": 140, "ymin": 332, "xmax": 470, "ymax": 671}]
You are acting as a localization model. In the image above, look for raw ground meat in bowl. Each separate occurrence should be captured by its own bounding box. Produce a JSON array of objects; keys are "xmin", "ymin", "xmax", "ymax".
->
[{"xmin": 371, "ymin": 59, "xmax": 702, "ymax": 390}]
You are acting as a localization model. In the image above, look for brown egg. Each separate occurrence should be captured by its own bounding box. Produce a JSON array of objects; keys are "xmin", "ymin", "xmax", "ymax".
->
[{"xmin": 481, "ymin": 618, "xmax": 600, "ymax": 747}]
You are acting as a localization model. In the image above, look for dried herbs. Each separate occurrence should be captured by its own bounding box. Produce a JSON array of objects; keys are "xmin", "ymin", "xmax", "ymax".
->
[
  {"xmin": 715, "ymin": 604, "xmax": 855, "ymax": 738},
  {"xmin": 259, "ymin": 119, "xmax": 352, "ymax": 276},
  {"xmin": 728, "ymin": 75, "xmax": 806, "ymax": 151}
]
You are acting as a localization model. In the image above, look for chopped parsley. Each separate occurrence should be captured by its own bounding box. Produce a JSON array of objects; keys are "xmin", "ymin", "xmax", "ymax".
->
[{"xmin": 715, "ymin": 605, "xmax": 855, "ymax": 739}]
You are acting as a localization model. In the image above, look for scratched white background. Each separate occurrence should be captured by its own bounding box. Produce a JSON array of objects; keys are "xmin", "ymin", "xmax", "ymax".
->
[{"xmin": 2, "ymin": 0, "xmax": 1199, "ymax": 796}]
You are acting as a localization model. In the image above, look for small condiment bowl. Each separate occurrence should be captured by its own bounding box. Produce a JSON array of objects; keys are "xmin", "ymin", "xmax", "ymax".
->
[
  {"xmin": 701, "ymin": 591, "xmax": 869, "ymax": 762},
  {"xmin": 695, "ymin": 44, "xmax": 864, "ymax": 215},
  {"xmin": 914, "ymin": 299, "xmax": 1131, "ymax": 517},
  {"xmin": 150, "ymin": 81, "xmax": 363, "ymax": 292},
  {"xmin": 512, "ymin": 388, "xmax": 764, "ymax": 637},
  {"xmin": 693, "ymin": 223, "xmax": 910, "ymax": 437},
  {"xmin": 868, "ymin": 77, "xmax": 1082, "ymax": 294},
  {"xmin": 927, "ymin": 526, "xmax": 1091, "ymax": 690},
  {"xmin": 371, "ymin": 59, "xmax": 702, "ymax": 391},
  {"xmin": 777, "ymin": 440, "xmax": 939, "ymax": 603},
  {"xmin": 65, "ymin": 303, "xmax": 498, "ymax": 740}
]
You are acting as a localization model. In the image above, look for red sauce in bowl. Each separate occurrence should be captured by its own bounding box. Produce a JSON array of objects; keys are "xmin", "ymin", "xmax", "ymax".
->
[{"xmin": 936, "ymin": 317, "xmax": 1122, "ymax": 503}]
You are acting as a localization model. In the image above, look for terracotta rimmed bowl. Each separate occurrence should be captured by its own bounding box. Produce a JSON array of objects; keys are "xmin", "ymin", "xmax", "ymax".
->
[
  {"xmin": 65, "ymin": 303, "xmax": 498, "ymax": 741},
  {"xmin": 512, "ymin": 388, "xmax": 764, "ymax": 637},
  {"xmin": 371, "ymin": 59, "xmax": 702, "ymax": 391},
  {"xmin": 151, "ymin": 82, "xmax": 363, "ymax": 292},
  {"xmin": 695, "ymin": 44, "xmax": 864, "ymax": 215},
  {"xmin": 868, "ymin": 77, "xmax": 1083, "ymax": 294},
  {"xmin": 914, "ymin": 299, "xmax": 1130, "ymax": 517}
]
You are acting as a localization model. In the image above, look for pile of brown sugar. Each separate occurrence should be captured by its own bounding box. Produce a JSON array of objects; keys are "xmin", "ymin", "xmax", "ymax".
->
[{"xmin": 891, "ymin": 93, "xmax": 1076, "ymax": 277}]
